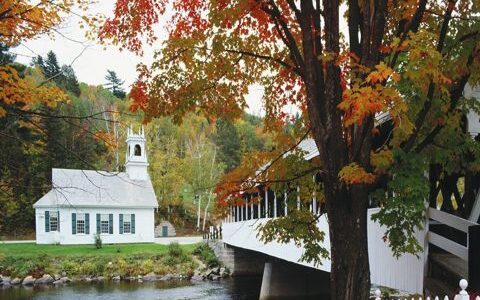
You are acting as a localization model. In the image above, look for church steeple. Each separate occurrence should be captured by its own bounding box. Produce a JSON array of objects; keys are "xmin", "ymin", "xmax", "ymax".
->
[{"xmin": 125, "ymin": 125, "xmax": 149, "ymax": 180}]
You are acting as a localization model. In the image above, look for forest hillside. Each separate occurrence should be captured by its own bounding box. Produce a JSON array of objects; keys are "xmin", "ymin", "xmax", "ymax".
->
[{"xmin": 0, "ymin": 47, "xmax": 273, "ymax": 238}]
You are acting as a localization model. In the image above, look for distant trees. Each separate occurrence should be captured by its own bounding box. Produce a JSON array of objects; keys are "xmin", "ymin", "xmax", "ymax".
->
[
  {"xmin": 105, "ymin": 70, "xmax": 126, "ymax": 99},
  {"xmin": 33, "ymin": 51, "xmax": 81, "ymax": 96},
  {"xmin": 214, "ymin": 118, "xmax": 240, "ymax": 172}
]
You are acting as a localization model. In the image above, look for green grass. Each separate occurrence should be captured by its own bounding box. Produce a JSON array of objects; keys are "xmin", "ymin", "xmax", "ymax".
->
[
  {"xmin": 0, "ymin": 243, "xmax": 200, "ymax": 278},
  {"xmin": 0, "ymin": 243, "xmax": 198, "ymax": 258}
]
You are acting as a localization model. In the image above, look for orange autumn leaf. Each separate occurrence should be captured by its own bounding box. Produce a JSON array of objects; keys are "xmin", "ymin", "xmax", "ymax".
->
[{"xmin": 338, "ymin": 163, "xmax": 376, "ymax": 185}]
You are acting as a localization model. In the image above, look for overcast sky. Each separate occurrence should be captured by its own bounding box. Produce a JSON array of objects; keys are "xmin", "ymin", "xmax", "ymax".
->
[{"xmin": 13, "ymin": 1, "xmax": 307, "ymax": 117}]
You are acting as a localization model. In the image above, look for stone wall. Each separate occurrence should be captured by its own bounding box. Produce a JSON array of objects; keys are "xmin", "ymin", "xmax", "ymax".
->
[
  {"xmin": 154, "ymin": 221, "xmax": 176, "ymax": 237},
  {"xmin": 208, "ymin": 240, "xmax": 266, "ymax": 276}
]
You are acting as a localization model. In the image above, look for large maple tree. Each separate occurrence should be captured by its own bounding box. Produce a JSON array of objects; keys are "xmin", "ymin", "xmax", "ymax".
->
[{"xmin": 101, "ymin": 0, "xmax": 480, "ymax": 298}]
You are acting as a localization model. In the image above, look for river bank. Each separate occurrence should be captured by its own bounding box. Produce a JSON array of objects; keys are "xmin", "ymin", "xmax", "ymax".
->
[
  {"xmin": 0, "ymin": 242, "xmax": 228, "ymax": 289},
  {"xmin": 0, "ymin": 276, "xmax": 264, "ymax": 300}
]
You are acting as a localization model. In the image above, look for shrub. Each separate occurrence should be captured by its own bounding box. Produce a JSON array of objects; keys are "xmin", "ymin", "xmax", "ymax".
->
[
  {"xmin": 94, "ymin": 234, "xmax": 102, "ymax": 249},
  {"xmin": 193, "ymin": 242, "xmax": 220, "ymax": 268},
  {"xmin": 205, "ymin": 254, "xmax": 219, "ymax": 268},
  {"xmin": 60, "ymin": 259, "xmax": 78, "ymax": 275},
  {"xmin": 167, "ymin": 242, "xmax": 183, "ymax": 257}
]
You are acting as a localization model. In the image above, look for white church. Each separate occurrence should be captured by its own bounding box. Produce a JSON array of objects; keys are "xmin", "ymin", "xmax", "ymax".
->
[{"xmin": 33, "ymin": 126, "xmax": 158, "ymax": 245}]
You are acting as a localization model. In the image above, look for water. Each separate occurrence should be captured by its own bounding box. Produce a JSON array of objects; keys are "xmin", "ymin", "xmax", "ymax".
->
[{"xmin": 0, "ymin": 277, "xmax": 262, "ymax": 300}]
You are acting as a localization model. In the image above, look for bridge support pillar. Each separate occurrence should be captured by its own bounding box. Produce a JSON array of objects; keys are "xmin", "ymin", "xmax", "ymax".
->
[{"xmin": 259, "ymin": 261, "xmax": 329, "ymax": 299}]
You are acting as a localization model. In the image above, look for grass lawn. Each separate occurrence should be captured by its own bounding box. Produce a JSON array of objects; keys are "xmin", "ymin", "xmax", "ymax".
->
[{"xmin": 0, "ymin": 243, "xmax": 198, "ymax": 258}]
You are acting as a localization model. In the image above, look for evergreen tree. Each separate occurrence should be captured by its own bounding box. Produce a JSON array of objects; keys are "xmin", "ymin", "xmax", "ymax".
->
[
  {"xmin": 42, "ymin": 51, "xmax": 61, "ymax": 81},
  {"xmin": 0, "ymin": 44, "xmax": 15, "ymax": 66},
  {"xmin": 105, "ymin": 70, "xmax": 126, "ymax": 99},
  {"xmin": 60, "ymin": 65, "xmax": 81, "ymax": 96},
  {"xmin": 214, "ymin": 118, "xmax": 240, "ymax": 171}
]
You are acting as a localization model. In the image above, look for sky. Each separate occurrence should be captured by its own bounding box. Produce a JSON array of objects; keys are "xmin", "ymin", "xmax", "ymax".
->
[{"xmin": 14, "ymin": 1, "xmax": 272, "ymax": 116}]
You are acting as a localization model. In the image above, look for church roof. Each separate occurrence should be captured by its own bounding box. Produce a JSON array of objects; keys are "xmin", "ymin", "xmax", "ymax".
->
[{"xmin": 33, "ymin": 168, "xmax": 158, "ymax": 208}]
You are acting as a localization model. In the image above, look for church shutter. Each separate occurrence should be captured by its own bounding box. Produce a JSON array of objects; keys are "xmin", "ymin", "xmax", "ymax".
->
[
  {"xmin": 96, "ymin": 214, "xmax": 100, "ymax": 234},
  {"xmin": 85, "ymin": 213, "xmax": 90, "ymax": 234},
  {"xmin": 109, "ymin": 214, "xmax": 113, "ymax": 234},
  {"xmin": 119, "ymin": 214, "xmax": 123, "ymax": 234},
  {"xmin": 57, "ymin": 212, "xmax": 60, "ymax": 232},
  {"xmin": 45, "ymin": 211, "xmax": 50, "ymax": 232},
  {"xmin": 71, "ymin": 213, "xmax": 76, "ymax": 234},
  {"xmin": 131, "ymin": 214, "xmax": 135, "ymax": 234}
]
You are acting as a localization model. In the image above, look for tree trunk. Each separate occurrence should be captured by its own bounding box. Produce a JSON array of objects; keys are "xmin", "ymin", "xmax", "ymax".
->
[
  {"xmin": 202, "ymin": 189, "xmax": 213, "ymax": 231},
  {"xmin": 324, "ymin": 184, "xmax": 371, "ymax": 299},
  {"xmin": 196, "ymin": 194, "xmax": 202, "ymax": 230}
]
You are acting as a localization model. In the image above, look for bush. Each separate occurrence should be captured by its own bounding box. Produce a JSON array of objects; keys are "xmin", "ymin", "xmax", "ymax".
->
[
  {"xmin": 94, "ymin": 234, "xmax": 102, "ymax": 249},
  {"xmin": 193, "ymin": 242, "xmax": 220, "ymax": 268},
  {"xmin": 60, "ymin": 259, "xmax": 78, "ymax": 275},
  {"xmin": 167, "ymin": 242, "xmax": 183, "ymax": 257}
]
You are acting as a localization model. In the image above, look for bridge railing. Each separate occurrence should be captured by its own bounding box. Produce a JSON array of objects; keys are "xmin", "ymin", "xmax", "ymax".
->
[{"xmin": 428, "ymin": 207, "xmax": 480, "ymax": 289}]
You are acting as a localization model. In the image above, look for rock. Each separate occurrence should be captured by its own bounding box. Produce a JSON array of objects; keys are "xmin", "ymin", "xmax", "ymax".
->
[
  {"xmin": 219, "ymin": 267, "xmax": 229, "ymax": 278},
  {"xmin": 138, "ymin": 279, "xmax": 143, "ymax": 283},
  {"xmin": 61, "ymin": 272, "xmax": 66, "ymax": 277},
  {"xmin": 190, "ymin": 274, "xmax": 204, "ymax": 281},
  {"xmin": 62, "ymin": 277, "xmax": 71, "ymax": 283},
  {"xmin": 1, "ymin": 276, "xmax": 11, "ymax": 286},
  {"xmin": 54, "ymin": 274, "xmax": 61, "ymax": 281},
  {"xmin": 112, "ymin": 275, "xmax": 121, "ymax": 281},
  {"xmin": 53, "ymin": 279, "xmax": 65, "ymax": 285},
  {"xmin": 11, "ymin": 278, "xmax": 21, "ymax": 285},
  {"xmin": 159, "ymin": 274, "xmax": 174, "ymax": 281},
  {"xmin": 22, "ymin": 276, "xmax": 35, "ymax": 286},
  {"xmin": 210, "ymin": 275, "xmax": 220, "ymax": 281},
  {"xmin": 97, "ymin": 276, "xmax": 105, "ymax": 282},
  {"xmin": 83, "ymin": 277, "xmax": 92, "ymax": 283},
  {"xmin": 142, "ymin": 272, "xmax": 157, "ymax": 282},
  {"xmin": 35, "ymin": 274, "xmax": 54, "ymax": 285}
]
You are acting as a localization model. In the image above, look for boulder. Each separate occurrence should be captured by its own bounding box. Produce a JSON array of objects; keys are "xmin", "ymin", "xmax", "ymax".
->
[
  {"xmin": 1, "ymin": 276, "xmax": 11, "ymax": 286},
  {"xmin": 62, "ymin": 277, "xmax": 72, "ymax": 283},
  {"xmin": 11, "ymin": 278, "xmax": 21, "ymax": 285},
  {"xmin": 219, "ymin": 267, "xmax": 229, "ymax": 278},
  {"xmin": 190, "ymin": 274, "xmax": 204, "ymax": 281},
  {"xmin": 22, "ymin": 276, "xmax": 35, "ymax": 286},
  {"xmin": 142, "ymin": 272, "xmax": 157, "ymax": 282},
  {"xmin": 35, "ymin": 274, "xmax": 54, "ymax": 285},
  {"xmin": 96, "ymin": 276, "xmax": 105, "ymax": 282},
  {"xmin": 82, "ymin": 277, "xmax": 92, "ymax": 283},
  {"xmin": 210, "ymin": 275, "xmax": 220, "ymax": 281},
  {"xmin": 159, "ymin": 274, "xmax": 173, "ymax": 281},
  {"xmin": 54, "ymin": 274, "xmax": 61, "ymax": 281},
  {"xmin": 53, "ymin": 278, "xmax": 66, "ymax": 285},
  {"xmin": 112, "ymin": 275, "xmax": 121, "ymax": 281}
]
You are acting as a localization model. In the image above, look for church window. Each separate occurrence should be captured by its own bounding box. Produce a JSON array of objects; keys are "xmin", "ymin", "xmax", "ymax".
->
[
  {"xmin": 134, "ymin": 144, "xmax": 141, "ymax": 156},
  {"xmin": 49, "ymin": 211, "xmax": 59, "ymax": 232},
  {"xmin": 76, "ymin": 213, "xmax": 85, "ymax": 234},
  {"xmin": 123, "ymin": 214, "xmax": 131, "ymax": 234},
  {"xmin": 101, "ymin": 214, "xmax": 110, "ymax": 234}
]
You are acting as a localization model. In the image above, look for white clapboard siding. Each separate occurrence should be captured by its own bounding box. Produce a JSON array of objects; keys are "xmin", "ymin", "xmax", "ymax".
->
[{"xmin": 368, "ymin": 208, "xmax": 427, "ymax": 294}]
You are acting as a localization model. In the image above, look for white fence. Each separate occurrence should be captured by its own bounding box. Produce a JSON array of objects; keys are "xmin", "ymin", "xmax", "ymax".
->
[{"xmin": 374, "ymin": 279, "xmax": 478, "ymax": 300}]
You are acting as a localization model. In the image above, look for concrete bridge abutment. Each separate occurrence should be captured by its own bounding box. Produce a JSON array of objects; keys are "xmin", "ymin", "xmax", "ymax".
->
[
  {"xmin": 208, "ymin": 240, "xmax": 330, "ymax": 298},
  {"xmin": 208, "ymin": 240, "xmax": 266, "ymax": 276},
  {"xmin": 259, "ymin": 260, "xmax": 330, "ymax": 299}
]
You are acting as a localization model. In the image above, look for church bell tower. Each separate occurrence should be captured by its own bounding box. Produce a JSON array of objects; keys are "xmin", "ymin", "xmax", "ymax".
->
[{"xmin": 125, "ymin": 125, "xmax": 149, "ymax": 180}]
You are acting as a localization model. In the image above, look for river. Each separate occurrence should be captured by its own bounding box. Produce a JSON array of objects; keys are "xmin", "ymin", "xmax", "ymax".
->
[{"xmin": 0, "ymin": 277, "xmax": 263, "ymax": 300}]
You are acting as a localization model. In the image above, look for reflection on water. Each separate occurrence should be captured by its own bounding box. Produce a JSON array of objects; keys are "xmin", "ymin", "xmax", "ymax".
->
[{"xmin": 0, "ymin": 277, "xmax": 262, "ymax": 300}]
